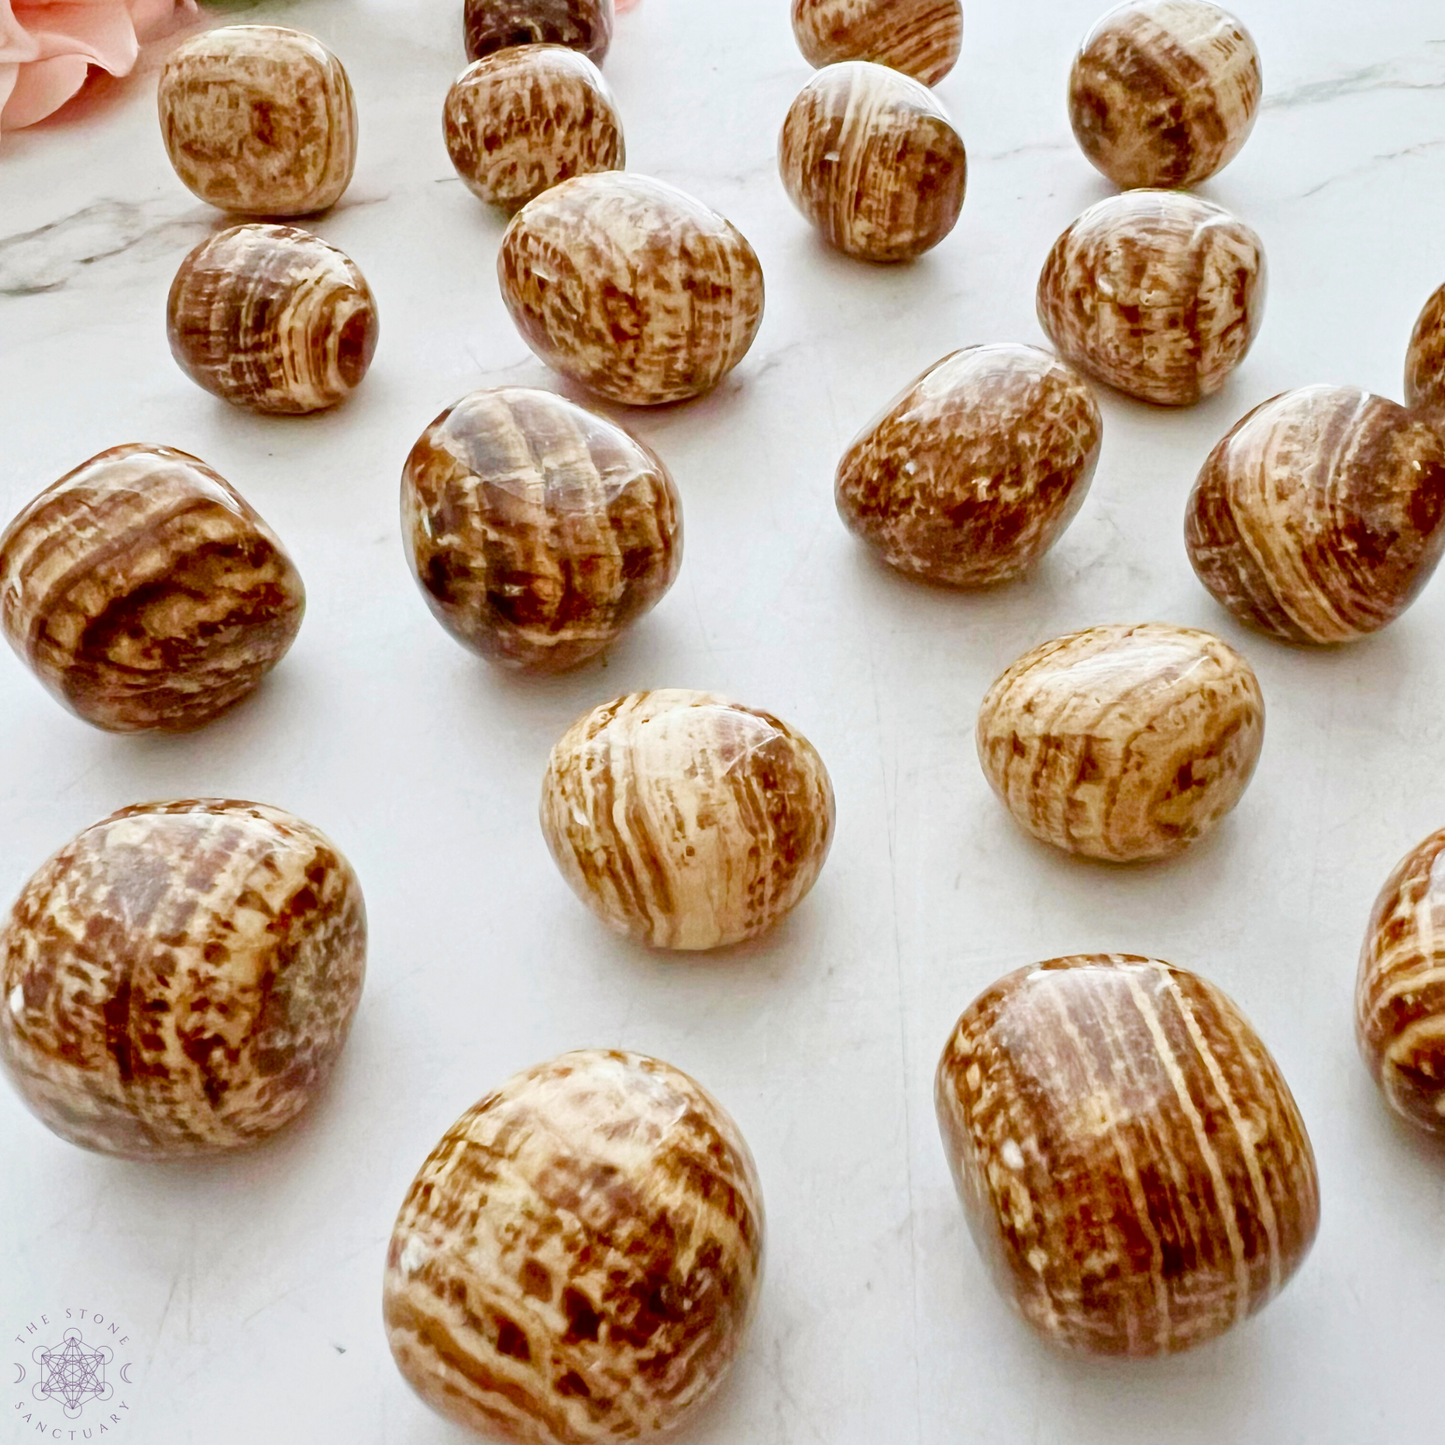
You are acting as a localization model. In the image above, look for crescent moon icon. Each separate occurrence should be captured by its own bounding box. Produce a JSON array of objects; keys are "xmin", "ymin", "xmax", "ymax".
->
[
  {"xmin": 11, "ymin": 1363, "xmax": 24, "ymax": 1384},
  {"xmin": 119, "ymin": 1364, "xmax": 133, "ymax": 1384}
]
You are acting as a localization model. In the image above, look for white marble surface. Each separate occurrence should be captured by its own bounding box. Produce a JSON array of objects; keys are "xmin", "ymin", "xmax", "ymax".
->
[{"xmin": 2, "ymin": 1, "xmax": 1444, "ymax": 1441}]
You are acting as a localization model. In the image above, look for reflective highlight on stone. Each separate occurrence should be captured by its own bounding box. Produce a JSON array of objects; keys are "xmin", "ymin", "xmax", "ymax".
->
[
  {"xmin": 464, "ymin": 0, "xmax": 613, "ymax": 66},
  {"xmin": 791, "ymin": 0, "xmax": 963, "ymax": 86},
  {"xmin": 383, "ymin": 1049, "xmax": 764, "ymax": 1444},
  {"xmin": 936, "ymin": 954, "xmax": 1319, "ymax": 1355}
]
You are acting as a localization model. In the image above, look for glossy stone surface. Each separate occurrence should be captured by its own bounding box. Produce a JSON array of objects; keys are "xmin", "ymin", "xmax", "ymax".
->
[
  {"xmin": 1185, "ymin": 385, "xmax": 1445, "ymax": 643},
  {"xmin": 464, "ymin": 0, "xmax": 613, "ymax": 65},
  {"xmin": 1037, "ymin": 190, "xmax": 1265, "ymax": 405},
  {"xmin": 0, "ymin": 800, "xmax": 366, "ymax": 1159},
  {"xmin": 168, "ymin": 223, "xmax": 379, "ymax": 415},
  {"xmin": 1404, "ymin": 282, "xmax": 1445, "ymax": 419},
  {"xmin": 1357, "ymin": 830, "xmax": 1445, "ymax": 1135},
  {"xmin": 936, "ymin": 954, "xmax": 1319, "ymax": 1355},
  {"xmin": 540, "ymin": 690, "xmax": 835, "ymax": 949},
  {"xmin": 401, "ymin": 387, "xmax": 681, "ymax": 672},
  {"xmin": 383, "ymin": 1049, "xmax": 764, "ymax": 1445},
  {"xmin": 498, "ymin": 173, "xmax": 763, "ymax": 405},
  {"xmin": 791, "ymin": 0, "xmax": 963, "ymax": 86},
  {"xmin": 157, "ymin": 25, "xmax": 357, "ymax": 217},
  {"xmin": 835, "ymin": 343, "xmax": 1102, "ymax": 585},
  {"xmin": 977, "ymin": 623, "xmax": 1264, "ymax": 861},
  {"xmin": 444, "ymin": 46, "xmax": 624, "ymax": 210},
  {"xmin": 778, "ymin": 61, "xmax": 966, "ymax": 263},
  {"xmin": 0, "ymin": 444, "xmax": 305, "ymax": 733},
  {"xmin": 1069, "ymin": 1, "xmax": 1262, "ymax": 190}
]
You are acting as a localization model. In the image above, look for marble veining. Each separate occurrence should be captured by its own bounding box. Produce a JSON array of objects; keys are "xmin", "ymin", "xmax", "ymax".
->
[
  {"xmin": 790, "ymin": 0, "xmax": 963, "ymax": 87},
  {"xmin": 465, "ymin": 0, "xmax": 614, "ymax": 66},
  {"xmin": 0, "ymin": 800, "xmax": 366, "ymax": 1159},
  {"xmin": 936, "ymin": 954, "xmax": 1320, "ymax": 1355},
  {"xmin": 383, "ymin": 1049, "xmax": 764, "ymax": 1444}
]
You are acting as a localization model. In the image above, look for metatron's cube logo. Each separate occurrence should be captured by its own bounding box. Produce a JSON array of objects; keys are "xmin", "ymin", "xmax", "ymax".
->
[
  {"xmin": 32, "ymin": 1329, "xmax": 113, "ymax": 1419},
  {"xmin": 8, "ymin": 1307, "xmax": 139, "ymax": 1438}
]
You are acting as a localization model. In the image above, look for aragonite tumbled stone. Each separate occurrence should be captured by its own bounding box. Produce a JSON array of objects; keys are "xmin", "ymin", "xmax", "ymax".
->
[
  {"xmin": 1037, "ymin": 190, "xmax": 1266, "ymax": 405},
  {"xmin": 540, "ymin": 690, "xmax": 835, "ymax": 949},
  {"xmin": 1069, "ymin": 1, "xmax": 1262, "ymax": 190},
  {"xmin": 157, "ymin": 25, "xmax": 357, "ymax": 216},
  {"xmin": 976, "ymin": 623, "xmax": 1264, "ymax": 861},
  {"xmin": 1185, "ymin": 385, "xmax": 1445, "ymax": 643},
  {"xmin": 936, "ymin": 954, "xmax": 1320, "ymax": 1355},
  {"xmin": 464, "ymin": 0, "xmax": 614, "ymax": 65},
  {"xmin": 168, "ymin": 223, "xmax": 379, "ymax": 414},
  {"xmin": 0, "ymin": 444, "xmax": 304, "ymax": 732},
  {"xmin": 444, "ymin": 46, "xmax": 624, "ymax": 210},
  {"xmin": 1404, "ymin": 282, "xmax": 1445, "ymax": 420},
  {"xmin": 383, "ymin": 1049, "xmax": 764, "ymax": 1445},
  {"xmin": 835, "ymin": 343, "xmax": 1102, "ymax": 585},
  {"xmin": 791, "ymin": 0, "xmax": 963, "ymax": 86},
  {"xmin": 1357, "ymin": 829, "xmax": 1445, "ymax": 1135},
  {"xmin": 778, "ymin": 61, "xmax": 966, "ymax": 262},
  {"xmin": 401, "ymin": 387, "xmax": 681, "ymax": 671},
  {"xmin": 498, "ymin": 173, "xmax": 763, "ymax": 405},
  {"xmin": 0, "ymin": 800, "xmax": 366, "ymax": 1159}
]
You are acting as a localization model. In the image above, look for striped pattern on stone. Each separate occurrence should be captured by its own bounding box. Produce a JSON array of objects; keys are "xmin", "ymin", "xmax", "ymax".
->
[
  {"xmin": 1356, "ymin": 829, "xmax": 1445, "ymax": 1135},
  {"xmin": 0, "ymin": 444, "xmax": 305, "ymax": 733},
  {"xmin": 168, "ymin": 223, "xmax": 379, "ymax": 415},
  {"xmin": 1185, "ymin": 385, "xmax": 1445, "ymax": 644},
  {"xmin": 1037, "ymin": 190, "xmax": 1265, "ymax": 406},
  {"xmin": 445, "ymin": 46, "xmax": 624, "ymax": 211},
  {"xmin": 465, "ymin": 0, "xmax": 613, "ymax": 66},
  {"xmin": 791, "ymin": 0, "xmax": 963, "ymax": 87},
  {"xmin": 778, "ymin": 61, "xmax": 966, "ymax": 263},
  {"xmin": 1069, "ymin": 1, "xmax": 1262, "ymax": 190},
  {"xmin": 976, "ymin": 623, "xmax": 1264, "ymax": 862},
  {"xmin": 935, "ymin": 954, "xmax": 1319, "ymax": 1355},
  {"xmin": 1404, "ymin": 281, "xmax": 1445, "ymax": 420},
  {"xmin": 498, "ymin": 173, "xmax": 763, "ymax": 406},
  {"xmin": 158, "ymin": 25, "xmax": 357, "ymax": 217},
  {"xmin": 383, "ymin": 1049, "xmax": 764, "ymax": 1445},
  {"xmin": 0, "ymin": 800, "xmax": 366, "ymax": 1159},
  {"xmin": 835, "ymin": 343, "xmax": 1102, "ymax": 586},
  {"xmin": 540, "ymin": 690, "xmax": 835, "ymax": 949},
  {"xmin": 401, "ymin": 387, "xmax": 681, "ymax": 672}
]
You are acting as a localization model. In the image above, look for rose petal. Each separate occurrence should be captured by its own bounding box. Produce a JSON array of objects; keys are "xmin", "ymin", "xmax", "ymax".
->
[
  {"xmin": 0, "ymin": 4, "xmax": 43, "ymax": 63},
  {"xmin": 1, "ymin": 47, "xmax": 89, "ymax": 126},
  {"xmin": 12, "ymin": 1, "xmax": 139, "ymax": 69}
]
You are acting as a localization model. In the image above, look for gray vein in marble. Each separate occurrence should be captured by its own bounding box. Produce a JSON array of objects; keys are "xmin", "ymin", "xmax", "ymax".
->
[
  {"xmin": 1300, "ymin": 137, "xmax": 1445, "ymax": 198},
  {"xmin": 1265, "ymin": 58, "xmax": 1445, "ymax": 111}
]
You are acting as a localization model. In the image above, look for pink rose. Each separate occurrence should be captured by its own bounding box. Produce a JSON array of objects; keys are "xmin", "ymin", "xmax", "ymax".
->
[{"xmin": 0, "ymin": 0, "xmax": 194, "ymax": 132}]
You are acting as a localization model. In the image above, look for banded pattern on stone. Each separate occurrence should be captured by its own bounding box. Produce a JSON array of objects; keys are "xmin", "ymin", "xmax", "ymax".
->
[
  {"xmin": 935, "ymin": 954, "xmax": 1319, "ymax": 1355},
  {"xmin": 1069, "ymin": 1, "xmax": 1261, "ymax": 190},
  {"xmin": 1356, "ymin": 829, "xmax": 1445, "ymax": 1134},
  {"xmin": 0, "ymin": 800, "xmax": 366, "ymax": 1159},
  {"xmin": 158, "ymin": 25, "xmax": 357, "ymax": 216},
  {"xmin": 976, "ymin": 623, "xmax": 1264, "ymax": 862},
  {"xmin": 1404, "ymin": 282, "xmax": 1445, "ymax": 420},
  {"xmin": 778, "ymin": 61, "xmax": 966, "ymax": 263},
  {"xmin": 0, "ymin": 444, "xmax": 305, "ymax": 733},
  {"xmin": 465, "ymin": 0, "xmax": 613, "ymax": 66},
  {"xmin": 836, "ymin": 343, "xmax": 1102, "ymax": 586},
  {"xmin": 1185, "ymin": 385, "xmax": 1445, "ymax": 644},
  {"xmin": 1037, "ymin": 190, "xmax": 1265, "ymax": 406},
  {"xmin": 540, "ymin": 690, "xmax": 835, "ymax": 949},
  {"xmin": 383, "ymin": 1049, "xmax": 764, "ymax": 1445},
  {"xmin": 445, "ymin": 46, "xmax": 624, "ymax": 211},
  {"xmin": 168, "ymin": 223, "xmax": 379, "ymax": 415},
  {"xmin": 499, "ymin": 174, "xmax": 763, "ymax": 406},
  {"xmin": 791, "ymin": 0, "xmax": 963, "ymax": 87},
  {"xmin": 401, "ymin": 387, "xmax": 681, "ymax": 672}
]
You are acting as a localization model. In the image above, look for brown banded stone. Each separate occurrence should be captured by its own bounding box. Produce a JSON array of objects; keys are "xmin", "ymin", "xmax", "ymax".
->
[
  {"xmin": 383, "ymin": 1049, "xmax": 764, "ymax": 1444},
  {"xmin": 540, "ymin": 690, "xmax": 835, "ymax": 949},
  {"xmin": 0, "ymin": 444, "xmax": 305, "ymax": 733},
  {"xmin": 464, "ymin": 0, "xmax": 613, "ymax": 66},
  {"xmin": 976, "ymin": 623, "xmax": 1264, "ymax": 862},
  {"xmin": 1036, "ymin": 190, "xmax": 1266, "ymax": 406},
  {"xmin": 157, "ymin": 25, "xmax": 357, "ymax": 217},
  {"xmin": 400, "ymin": 387, "xmax": 681, "ymax": 672},
  {"xmin": 0, "ymin": 800, "xmax": 366, "ymax": 1159},
  {"xmin": 444, "ymin": 46, "xmax": 624, "ymax": 211},
  {"xmin": 778, "ymin": 61, "xmax": 966, "ymax": 263},
  {"xmin": 1185, "ymin": 385, "xmax": 1445, "ymax": 644},
  {"xmin": 1404, "ymin": 282, "xmax": 1445, "ymax": 422},
  {"xmin": 835, "ymin": 343, "xmax": 1102, "ymax": 585},
  {"xmin": 791, "ymin": 0, "xmax": 963, "ymax": 87},
  {"xmin": 936, "ymin": 954, "xmax": 1319, "ymax": 1355},
  {"xmin": 498, "ymin": 173, "xmax": 763, "ymax": 406},
  {"xmin": 1357, "ymin": 830, "xmax": 1445, "ymax": 1135},
  {"xmin": 167, "ymin": 223, "xmax": 379, "ymax": 415},
  {"xmin": 1069, "ymin": 1, "xmax": 1262, "ymax": 190}
]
